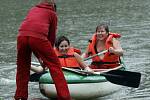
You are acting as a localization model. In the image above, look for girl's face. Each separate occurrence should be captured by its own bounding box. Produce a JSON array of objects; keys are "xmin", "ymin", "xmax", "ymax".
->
[
  {"xmin": 58, "ymin": 40, "xmax": 70, "ymax": 54},
  {"xmin": 96, "ymin": 27, "xmax": 108, "ymax": 41}
]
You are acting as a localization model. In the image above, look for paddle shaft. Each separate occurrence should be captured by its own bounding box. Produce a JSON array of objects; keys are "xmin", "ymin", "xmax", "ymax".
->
[
  {"xmin": 31, "ymin": 50, "xmax": 108, "ymax": 66},
  {"xmin": 84, "ymin": 50, "xmax": 108, "ymax": 61}
]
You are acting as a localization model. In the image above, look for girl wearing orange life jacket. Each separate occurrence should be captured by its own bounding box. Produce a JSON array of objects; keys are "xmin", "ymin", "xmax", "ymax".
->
[
  {"xmin": 83, "ymin": 24, "xmax": 124, "ymax": 69},
  {"xmin": 54, "ymin": 36, "xmax": 92, "ymax": 72},
  {"xmin": 54, "ymin": 36, "xmax": 81, "ymax": 68},
  {"xmin": 31, "ymin": 36, "xmax": 93, "ymax": 73}
]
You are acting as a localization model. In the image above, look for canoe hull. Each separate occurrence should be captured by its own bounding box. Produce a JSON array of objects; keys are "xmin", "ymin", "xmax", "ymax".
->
[
  {"xmin": 39, "ymin": 81, "xmax": 121, "ymax": 99},
  {"xmin": 39, "ymin": 64, "xmax": 125, "ymax": 99}
]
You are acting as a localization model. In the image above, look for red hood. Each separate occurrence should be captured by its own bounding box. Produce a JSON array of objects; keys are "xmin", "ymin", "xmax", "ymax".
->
[{"xmin": 36, "ymin": 3, "xmax": 55, "ymax": 11}]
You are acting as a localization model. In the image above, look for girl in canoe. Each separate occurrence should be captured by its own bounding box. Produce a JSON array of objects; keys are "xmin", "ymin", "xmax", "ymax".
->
[
  {"xmin": 31, "ymin": 36, "xmax": 93, "ymax": 73},
  {"xmin": 82, "ymin": 23, "xmax": 124, "ymax": 71}
]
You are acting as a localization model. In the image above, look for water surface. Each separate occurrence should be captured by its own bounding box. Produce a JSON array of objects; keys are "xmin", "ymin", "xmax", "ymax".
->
[{"xmin": 0, "ymin": 0, "xmax": 150, "ymax": 100}]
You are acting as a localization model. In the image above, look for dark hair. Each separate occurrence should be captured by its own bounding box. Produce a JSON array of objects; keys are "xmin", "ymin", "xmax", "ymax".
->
[
  {"xmin": 96, "ymin": 23, "xmax": 109, "ymax": 34},
  {"xmin": 54, "ymin": 3, "xmax": 57, "ymax": 12},
  {"xmin": 55, "ymin": 36, "xmax": 70, "ymax": 49}
]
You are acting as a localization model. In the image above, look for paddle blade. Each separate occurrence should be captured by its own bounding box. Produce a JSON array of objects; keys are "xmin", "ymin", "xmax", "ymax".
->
[
  {"xmin": 30, "ymin": 71, "xmax": 48, "ymax": 82},
  {"xmin": 101, "ymin": 70, "xmax": 141, "ymax": 88}
]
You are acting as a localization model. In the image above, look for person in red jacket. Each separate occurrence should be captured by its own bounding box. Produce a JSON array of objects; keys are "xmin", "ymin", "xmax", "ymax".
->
[{"xmin": 14, "ymin": 0, "xmax": 71, "ymax": 100}]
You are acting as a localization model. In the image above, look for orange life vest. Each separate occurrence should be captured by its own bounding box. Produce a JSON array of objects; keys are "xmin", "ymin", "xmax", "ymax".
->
[
  {"xmin": 87, "ymin": 32, "xmax": 121, "ymax": 69},
  {"xmin": 54, "ymin": 47, "xmax": 81, "ymax": 68}
]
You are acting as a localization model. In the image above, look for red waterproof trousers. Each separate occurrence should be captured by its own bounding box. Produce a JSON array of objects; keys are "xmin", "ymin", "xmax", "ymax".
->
[{"xmin": 15, "ymin": 36, "xmax": 71, "ymax": 100}]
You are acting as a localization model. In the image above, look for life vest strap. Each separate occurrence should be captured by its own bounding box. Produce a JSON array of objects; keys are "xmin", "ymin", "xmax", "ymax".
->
[
  {"xmin": 91, "ymin": 61, "xmax": 119, "ymax": 65},
  {"xmin": 63, "ymin": 67, "xmax": 81, "ymax": 69},
  {"xmin": 58, "ymin": 55, "xmax": 74, "ymax": 58}
]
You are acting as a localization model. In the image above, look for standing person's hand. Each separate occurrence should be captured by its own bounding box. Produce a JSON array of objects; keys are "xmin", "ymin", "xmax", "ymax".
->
[{"xmin": 38, "ymin": 58, "xmax": 46, "ymax": 69}]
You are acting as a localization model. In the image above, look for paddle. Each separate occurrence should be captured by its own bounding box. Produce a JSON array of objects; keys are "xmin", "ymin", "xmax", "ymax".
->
[
  {"xmin": 30, "ymin": 50, "xmax": 141, "ymax": 88},
  {"xmin": 30, "ymin": 71, "xmax": 48, "ymax": 82},
  {"xmin": 30, "ymin": 62, "xmax": 141, "ymax": 88},
  {"xmin": 84, "ymin": 50, "xmax": 108, "ymax": 61},
  {"xmin": 62, "ymin": 67, "xmax": 141, "ymax": 88}
]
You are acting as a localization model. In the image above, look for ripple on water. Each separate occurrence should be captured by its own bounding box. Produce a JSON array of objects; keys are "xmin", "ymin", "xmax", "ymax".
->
[{"xmin": 0, "ymin": 78, "xmax": 16, "ymax": 85}]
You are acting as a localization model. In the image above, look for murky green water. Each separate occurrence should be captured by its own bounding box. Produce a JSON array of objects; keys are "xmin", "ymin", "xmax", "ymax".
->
[{"xmin": 0, "ymin": 0, "xmax": 150, "ymax": 100}]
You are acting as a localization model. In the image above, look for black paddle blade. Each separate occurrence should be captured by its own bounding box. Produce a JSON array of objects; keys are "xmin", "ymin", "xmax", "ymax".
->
[
  {"xmin": 30, "ymin": 71, "xmax": 48, "ymax": 82},
  {"xmin": 101, "ymin": 70, "xmax": 141, "ymax": 88}
]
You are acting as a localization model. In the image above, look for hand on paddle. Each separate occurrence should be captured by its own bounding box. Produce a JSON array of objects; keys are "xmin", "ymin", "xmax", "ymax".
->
[
  {"xmin": 108, "ymin": 46, "xmax": 123, "ymax": 56},
  {"xmin": 84, "ymin": 67, "xmax": 94, "ymax": 74}
]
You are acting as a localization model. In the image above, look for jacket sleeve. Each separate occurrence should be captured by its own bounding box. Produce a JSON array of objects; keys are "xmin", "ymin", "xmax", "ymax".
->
[{"xmin": 48, "ymin": 12, "xmax": 58, "ymax": 47}]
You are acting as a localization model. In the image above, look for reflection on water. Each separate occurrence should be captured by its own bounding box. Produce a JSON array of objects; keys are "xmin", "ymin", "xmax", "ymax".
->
[{"xmin": 0, "ymin": 0, "xmax": 150, "ymax": 100}]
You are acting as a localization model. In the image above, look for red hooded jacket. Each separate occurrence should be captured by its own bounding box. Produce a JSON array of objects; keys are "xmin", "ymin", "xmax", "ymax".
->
[{"xmin": 18, "ymin": 3, "xmax": 57, "ymax": 46}]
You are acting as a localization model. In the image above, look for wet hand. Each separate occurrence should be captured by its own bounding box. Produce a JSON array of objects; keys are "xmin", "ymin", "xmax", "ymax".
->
[
  {"xmin": 84, "ymin": 67, "xmax": 94, "ymax": 74},
  {"xmin": 108, "ymin": 47, "xmax": 115, "ymax": 53}
]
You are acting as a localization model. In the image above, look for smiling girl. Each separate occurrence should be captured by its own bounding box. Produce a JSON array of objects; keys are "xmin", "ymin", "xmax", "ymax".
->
[{"xmin": 82, "ymin": 23, "xmax": 124, "ymax": 70}]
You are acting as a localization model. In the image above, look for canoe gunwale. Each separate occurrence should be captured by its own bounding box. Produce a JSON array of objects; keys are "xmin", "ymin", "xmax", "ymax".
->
[{"xmin": 39, "ymin": 65, "xmax": 125, "ymax": 84}]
